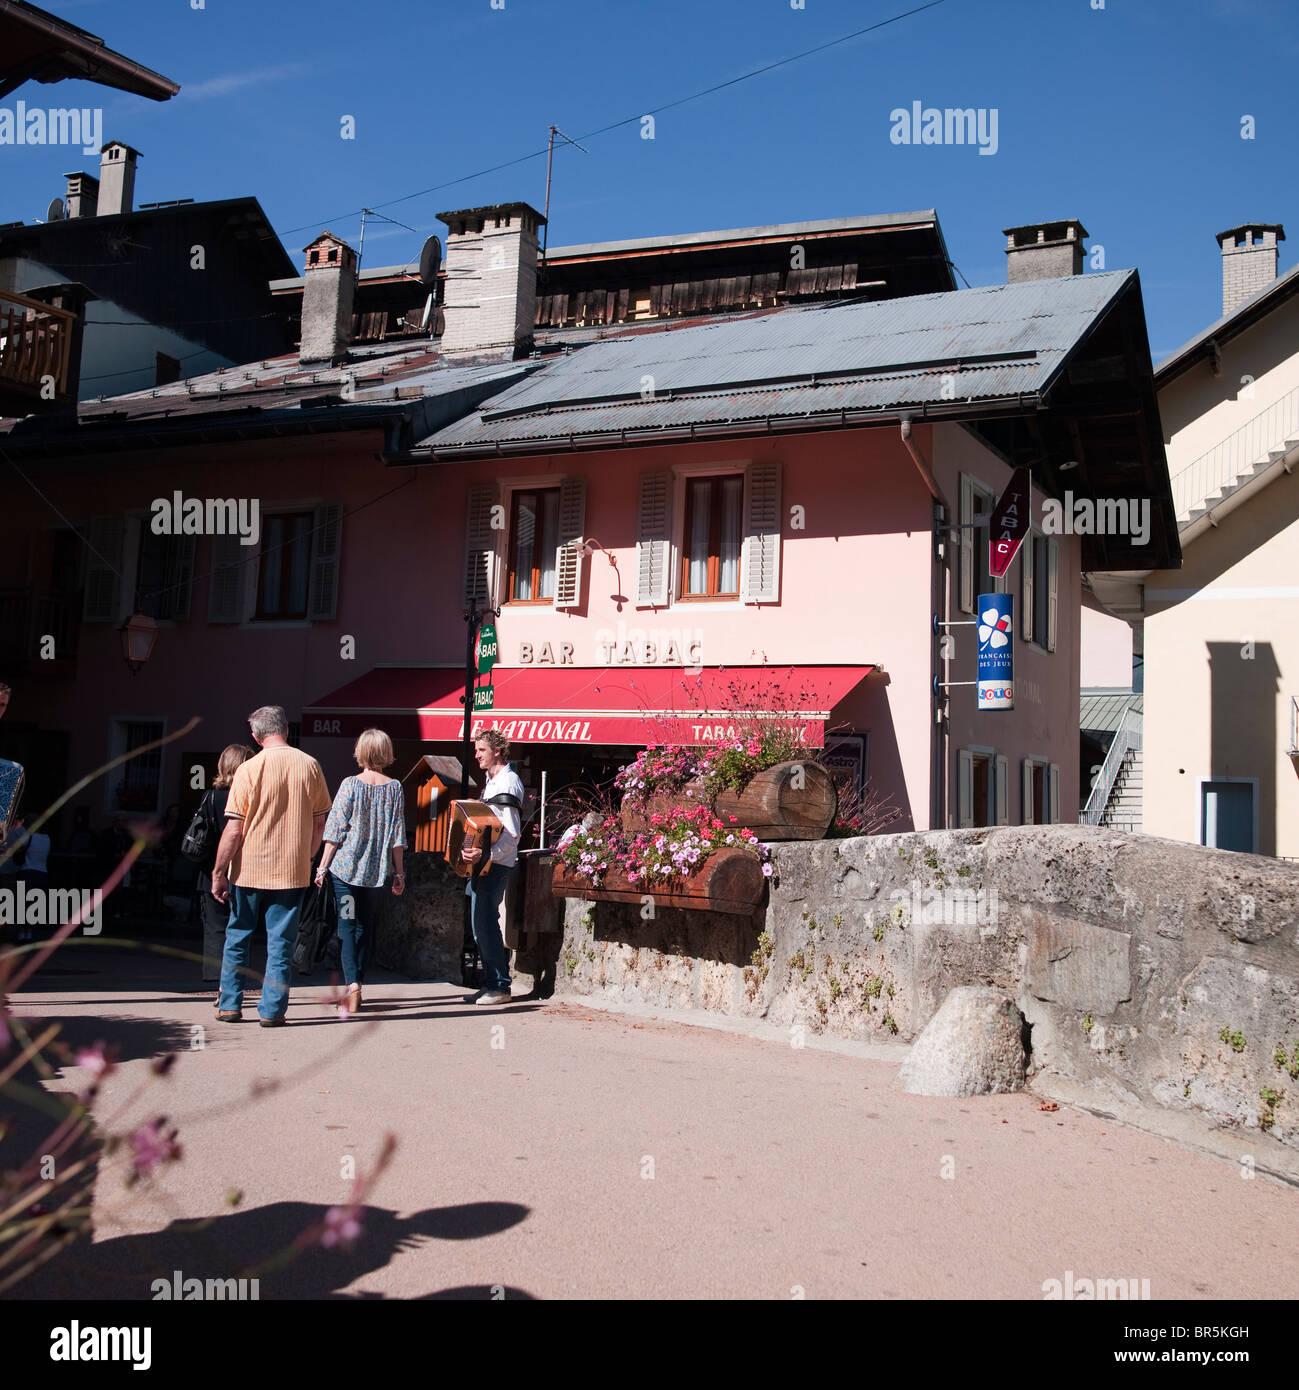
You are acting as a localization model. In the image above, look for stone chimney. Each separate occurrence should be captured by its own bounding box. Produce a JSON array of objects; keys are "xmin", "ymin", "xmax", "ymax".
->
[
  {"xmin": 437, "ymin": 202, "xmax": 545, "ymax": 358},
  {"xmin": 63, "ymin": 170, "xmax": 99, "ymax": 219},
  {"xmin": 1003, "ymin": 219, "xmax": 1088, "ymax": 282},
  {"xmin": 98, "ymin": 141, "xmax": 140, "ymax": 216},
  {"xmin": 299, "ymin": 231, "xmax": 357, "ymax": 365},
  {"xmin": 1217, "ymin": 223, "xmax": 1284, "ymax": 316}
]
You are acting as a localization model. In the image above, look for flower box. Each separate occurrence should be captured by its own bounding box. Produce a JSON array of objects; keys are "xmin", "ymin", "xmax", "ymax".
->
[
  {"xmin": 620, "ymin": 760, "xmax": 836, "ymax": 841},
  {"xmin": 552, "ymin": 846, "xmax": 766, "ymax": 915}
]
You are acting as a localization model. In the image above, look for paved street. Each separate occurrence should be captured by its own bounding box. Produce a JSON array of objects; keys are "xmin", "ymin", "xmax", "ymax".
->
[{"xmin": 8, "ymin": 942, "xmax": 1299, "ymax": 1301}]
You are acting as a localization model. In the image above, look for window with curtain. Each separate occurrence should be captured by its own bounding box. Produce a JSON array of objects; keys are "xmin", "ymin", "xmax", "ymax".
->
[
  {"xmin": 508, "ymin": 488, "xmax": 561, "ymax": 602},
  {"xmin": 255, "ymin": 511, "xmax": 312, "ymax": 619},
  {"xmin": 682, "ymin": 474, "xmax": 743, "ymax": 598}
]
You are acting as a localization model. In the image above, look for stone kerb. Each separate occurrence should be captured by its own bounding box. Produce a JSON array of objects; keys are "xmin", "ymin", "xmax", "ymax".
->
[{"xmin": 551, "ymin": 825, "xmax": 1299, "ymax": 1147}]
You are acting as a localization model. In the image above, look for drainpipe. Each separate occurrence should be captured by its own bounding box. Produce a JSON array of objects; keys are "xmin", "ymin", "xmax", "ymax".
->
[{"xmin": 900, "ymin": 418, "xmax": 950, "ymax": 833}]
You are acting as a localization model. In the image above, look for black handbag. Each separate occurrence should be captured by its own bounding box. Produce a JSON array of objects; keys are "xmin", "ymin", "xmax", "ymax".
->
[
  {"xmin": 180, "ymin": 792, "xmax": 216, "ymax": 865},
  {"xmin": 292, "ymin": 873, "xmax": 337, "ymax": 976}
]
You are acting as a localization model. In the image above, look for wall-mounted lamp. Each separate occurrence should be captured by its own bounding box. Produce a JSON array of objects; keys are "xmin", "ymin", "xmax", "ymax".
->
[{"xmin": 120, "ymin": 612, "xmax": 158, "ymax": 673}]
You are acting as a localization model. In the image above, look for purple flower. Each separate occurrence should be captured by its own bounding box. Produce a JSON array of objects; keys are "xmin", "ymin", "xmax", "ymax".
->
[
  {"xmin": 128, "ymin": 1117, "xmax": 182, "ymax": 1182},
  {"xmin": 321, "ymin": 1204, "xmax": 364, "ymax": 1249},
  {"xmin": 76, "ymin": 1041, "xmax": 117, "ymax": 1082},
  {"xmin": 761, "ymin": 863, "xmax": 774, "ymax": 878}
]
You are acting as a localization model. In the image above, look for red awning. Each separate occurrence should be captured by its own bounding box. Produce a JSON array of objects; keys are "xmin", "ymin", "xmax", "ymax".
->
[{"xmin": 303, "ymin": 665, "xmax": 874, "ymax": 748}]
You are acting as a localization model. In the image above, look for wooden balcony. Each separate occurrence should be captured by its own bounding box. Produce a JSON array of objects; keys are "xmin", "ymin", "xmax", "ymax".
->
[{"xmin": 0, "ymin": 289, "xmax": 77, "ymax": 415}]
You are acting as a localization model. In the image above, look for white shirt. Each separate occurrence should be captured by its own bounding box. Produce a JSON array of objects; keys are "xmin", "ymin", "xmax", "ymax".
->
[{"xmin": 483, "ymin": 765, "xmax": 524, "ymax": 868}]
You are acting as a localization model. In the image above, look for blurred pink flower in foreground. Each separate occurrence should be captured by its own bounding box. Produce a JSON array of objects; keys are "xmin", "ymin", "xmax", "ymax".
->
[
  {"xmin": 321, "ymin": 1204, "xmax": 363, "ymax": 1249},
  {"xmin": 75, "ymin": 1041, "xmax": 117, "ymax": 1085},
  {"xmin": 128, "ymin": 1116, "xmax": 182, "ymax": 1182}
]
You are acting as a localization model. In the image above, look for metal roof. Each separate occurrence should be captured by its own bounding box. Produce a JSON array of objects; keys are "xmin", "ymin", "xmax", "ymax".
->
[
  {"xmin": 1080, "ymin": 688, "xmax": 1143, "ymax": 734},
  {"xmin": 422, "ymin": 271, "xmax": 1135, "ymax": 452},
  {"xmin": 545, "ymin": 210, "xmax": 941, "ymax": 260}
]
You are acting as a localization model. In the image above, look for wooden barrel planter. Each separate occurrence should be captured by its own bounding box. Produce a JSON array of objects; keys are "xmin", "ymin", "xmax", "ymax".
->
[
  {"xmin": 620, "ymin": 761, "xmax": 837, "ymax": 841},
  {"xmin": 552, "ymin": 847, "xmax": 765, "ymax": 916}
]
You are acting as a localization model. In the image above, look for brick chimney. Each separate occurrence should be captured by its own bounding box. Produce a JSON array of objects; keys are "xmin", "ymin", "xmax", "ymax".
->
[
  {"xmin": 299, "ymin": 231, "xmax": 357, "ymax": 365},
  {"xmin": 1217, "ymin": 223, "xmax": 1284, "ymax": 316},
  {"xmin": 98, "ymin": 141, "xmax": 140, "ymax": 216},
  {"xmin": 63, "ymin": 170, "xmax": 99, "ymax": 219},
  {"xmin": 1003, "ymin": 219, "xmax": 1088, "ymax": 282},
  {"xmin": 437, "ymin": 202, "xmax": 545, "ymax": 358}
]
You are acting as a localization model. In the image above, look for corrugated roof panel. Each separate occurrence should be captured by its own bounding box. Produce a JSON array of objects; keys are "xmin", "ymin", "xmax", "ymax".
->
[{"xmin": 480, "ymin": 272, "xmax": 1132, "ymax": 417}]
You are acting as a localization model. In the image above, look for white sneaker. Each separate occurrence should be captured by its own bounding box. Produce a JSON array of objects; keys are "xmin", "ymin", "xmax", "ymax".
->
[{"xmin": 476, "ymin": 990, "xmax": 512, "ymax": 1006}]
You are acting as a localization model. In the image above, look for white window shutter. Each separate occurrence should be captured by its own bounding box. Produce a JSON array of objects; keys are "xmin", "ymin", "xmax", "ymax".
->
[
  {"xmin": 995, "ymin": 755, "xmax": 1009, "ymax": 826},
  {"xmin": 208, "ymin": 533, "xmax": 244, "ymax": 623},
  {"xmin": 1048, "ymin": 764, "xmax": 1060, "ymax": 825},
  {"xmin": 635, "ymin": 471, "xmax": 670, "ymax": 607},
  {"xmin": 463, "ymin": 483, "xmax": 498, "ymax": 608},
  {"xmin": 957, "ymin": 750, "xmax": 973, "ymax": 828},
  {"xmin": 1021, "ymin": 533, "xmax": 1035, "ymax": 642},
  {"xmin": 82, "ymin": 515, "xmax": 124, "ymax": 623},
  {"xmin": 553, "ymin": 542, "xmax": 584, "ymax": 610},
  {"xmin": 557, "ymin": 476, "xmax": 586, "ymax": 546},
  {"xmin": 308, "ymin": 503, "xmax": 343, "ymax": 621},
  {"xmin": 1046, "ymin": 538, "xmax": 1059, "ymax": 652},
  {"xmin": 553, "ymin": 476, "xmax": 587, "ymax": 609},
  {"xmin": 1022, "ymin": 760, "xmax": 1034, "ymax": 825},
  {"xmin": 740, "ymin": 460, "xmax": 782, "ymax": 603},
  {"xmin": 959, "ymin": 475, "xmax": 974, "ymax": 615}
]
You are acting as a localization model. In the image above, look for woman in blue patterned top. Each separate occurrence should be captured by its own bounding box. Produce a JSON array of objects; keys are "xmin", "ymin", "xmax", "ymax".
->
[{"xmin": 315, "ymin": 728, "xmax": 406, "ymax": 1015}]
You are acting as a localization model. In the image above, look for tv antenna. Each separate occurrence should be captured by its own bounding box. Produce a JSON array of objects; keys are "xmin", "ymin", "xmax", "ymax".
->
[{"xmin": 542, "ymin": 125, "xmax": 588, "ymax": 264}]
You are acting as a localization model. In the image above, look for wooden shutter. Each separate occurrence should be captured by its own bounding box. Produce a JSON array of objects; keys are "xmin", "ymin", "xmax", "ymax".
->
[
  {"xmin": 740, "ymin": 460, "xmax": 782, "ymax": 603},
  {"xmin": 553, "ymin": 475, "xmax": 586, "ymax": 610},
  {"xmin": 958, "ymin": 475, "xmax": 974, "ymax": 615},
  {"xmin": 463, "ymin": 483, "xmax": 498, "ymax": 608},
  {"xmin": 957, "ymin": 750, "xmax": 973, "ymax": 828},
  {"xmin": 208, "ymin": 532, "xmax": 244, "ymax": 623},
  {"xmin": 82, "ymin": 515, "xmax": 124, "ymax": 623},
  {"xmin": 1046, "ymin": 537, "xmax": 1059, "ymax": 652},
  {"xmin": 1048, "ymin": 764, "xmax": 1060, "ymax": 825},
  {"xmin": 308, "ymin": 503, "xmax": 343, "ymax": 621},
  {"xmin": 1021, "ymin": 532, "xmax": 1035, "ymax": 642},
  {"xmin": 995, "ymin": 754, "xmax": 1009, "ymax": 826},
  {"xmin": 635, "ymin": 471, "xmax": 671, "ymax": 608},
  {"xmin": 1022, "ymin": 760, "xmax": 1034, "ymax": 825}
]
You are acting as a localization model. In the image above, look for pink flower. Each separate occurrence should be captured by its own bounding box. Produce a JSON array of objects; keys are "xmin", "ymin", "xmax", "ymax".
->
[
  {"xmin": 321, "ymin": 1204, "xmax": 364, "ymax": 1249},
  {"xmin": 128, "ymin": 1117, "xmax": 182, "ymax": 1182},
  {"xmin": 76, "ymin": 1041, "xmax": 117, "ymax": 1082}
]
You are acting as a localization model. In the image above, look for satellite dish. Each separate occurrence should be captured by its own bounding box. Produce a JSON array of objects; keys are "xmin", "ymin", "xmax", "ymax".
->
[
  {"xmin": 46, "ymin": 197, "xmax": 65, "ymax": 222},
  {"xmin": 418, "ymin": 234, "xmax": 442, "ymax": 287}
]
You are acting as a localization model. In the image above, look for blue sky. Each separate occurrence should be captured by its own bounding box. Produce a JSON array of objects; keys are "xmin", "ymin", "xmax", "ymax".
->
[{"xmin": 5, "ymin": 0, "xmax": 1298, "ymax": 359}]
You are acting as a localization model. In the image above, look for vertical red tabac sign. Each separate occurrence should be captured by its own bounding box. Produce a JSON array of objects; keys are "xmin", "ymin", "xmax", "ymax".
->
[{"xmin": 988, "ymin": 467, "xmax": 1032, "ymax": 578}]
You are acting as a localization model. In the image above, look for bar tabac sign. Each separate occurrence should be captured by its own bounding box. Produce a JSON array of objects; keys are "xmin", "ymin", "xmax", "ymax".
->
[{"xmin": 988, "ymin": 467, "xmax": 1031, "ymax": 579}]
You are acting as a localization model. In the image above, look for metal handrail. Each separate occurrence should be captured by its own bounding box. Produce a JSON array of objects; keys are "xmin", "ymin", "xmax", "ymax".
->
[
  {"xmin": 1169, "ymin": 384, "xmax": 1299, "ymax": 521},
  {"xmin": 1081, "ymin": 706, "xmax": 1142, "ymax": 826},
  {"xmin": 1289, "ymin": 697, "xmax": 1298, "ymax": 758}
]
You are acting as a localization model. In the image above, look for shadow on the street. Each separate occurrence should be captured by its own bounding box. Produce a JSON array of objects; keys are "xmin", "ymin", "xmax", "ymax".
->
[{"xmin": 9, "ymin": 1198, "xmax": 532, "ymax": 1300}]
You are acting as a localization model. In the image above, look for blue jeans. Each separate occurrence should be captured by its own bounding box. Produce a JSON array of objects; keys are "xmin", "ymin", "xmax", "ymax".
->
[
  {"xmin": 329, "ymin": 874, "xmax": 385, "ymax": 986},
  {"xmin": 219, "ymin": 885, "xmax": 306, "ymax": 1019},
  {"xmin": 466, "ymin": 862, "xmax": 513, "ymax": 992}
]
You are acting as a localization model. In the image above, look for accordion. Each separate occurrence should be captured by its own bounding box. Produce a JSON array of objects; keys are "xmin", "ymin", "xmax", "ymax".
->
[
  {"xmin": 0, "ymin": 758, "xmax": 24, "ymax": 840},
  {"xmin": 447, "ymin": 800, "xmax": 504, "ymax": 879}
]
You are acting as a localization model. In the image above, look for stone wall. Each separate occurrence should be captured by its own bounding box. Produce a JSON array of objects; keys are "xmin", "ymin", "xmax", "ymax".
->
[
  {"xmin": 550, "ymin": 826, "xmax": 1299, "ymax": 1147},
  {"xmin": 376, "ymin": 852, "xmax": 465, "ymax": 983}
]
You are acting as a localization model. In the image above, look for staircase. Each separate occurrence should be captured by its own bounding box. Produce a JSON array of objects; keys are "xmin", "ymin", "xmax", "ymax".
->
[
  {"xmin": 1101, "ymin": 747, "xmax": 1142, "ymax": 834},
  {"xmin": 1172, "ymin": 386, "xmax": 1299, "ymax": 526}
]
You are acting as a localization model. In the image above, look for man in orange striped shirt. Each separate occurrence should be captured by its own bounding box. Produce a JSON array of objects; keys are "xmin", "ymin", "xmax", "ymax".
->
[{"xmin": 211, "ymin": 705, "xmax": 331, "ymax": 1026}]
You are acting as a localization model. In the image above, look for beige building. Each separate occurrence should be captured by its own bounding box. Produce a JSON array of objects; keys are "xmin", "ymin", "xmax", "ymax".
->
[{"xmin": 1090, "ymin": 224, "xmax": 1299, "ymax": 857}]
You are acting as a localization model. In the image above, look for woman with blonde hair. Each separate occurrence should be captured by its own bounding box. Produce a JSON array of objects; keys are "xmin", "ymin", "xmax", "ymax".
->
[
  {"xmin": 196, "ymin": 743, "xmax": 255, "ymax": 986},
  {"xmin": 315, "ymin": 727, "xmax": 406, "ymax": 1015}
]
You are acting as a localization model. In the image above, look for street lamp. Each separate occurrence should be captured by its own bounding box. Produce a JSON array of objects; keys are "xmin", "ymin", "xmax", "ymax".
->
[{"xmin": 120, "ymin": 612, "xmax": 158, "ymax": 673}]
